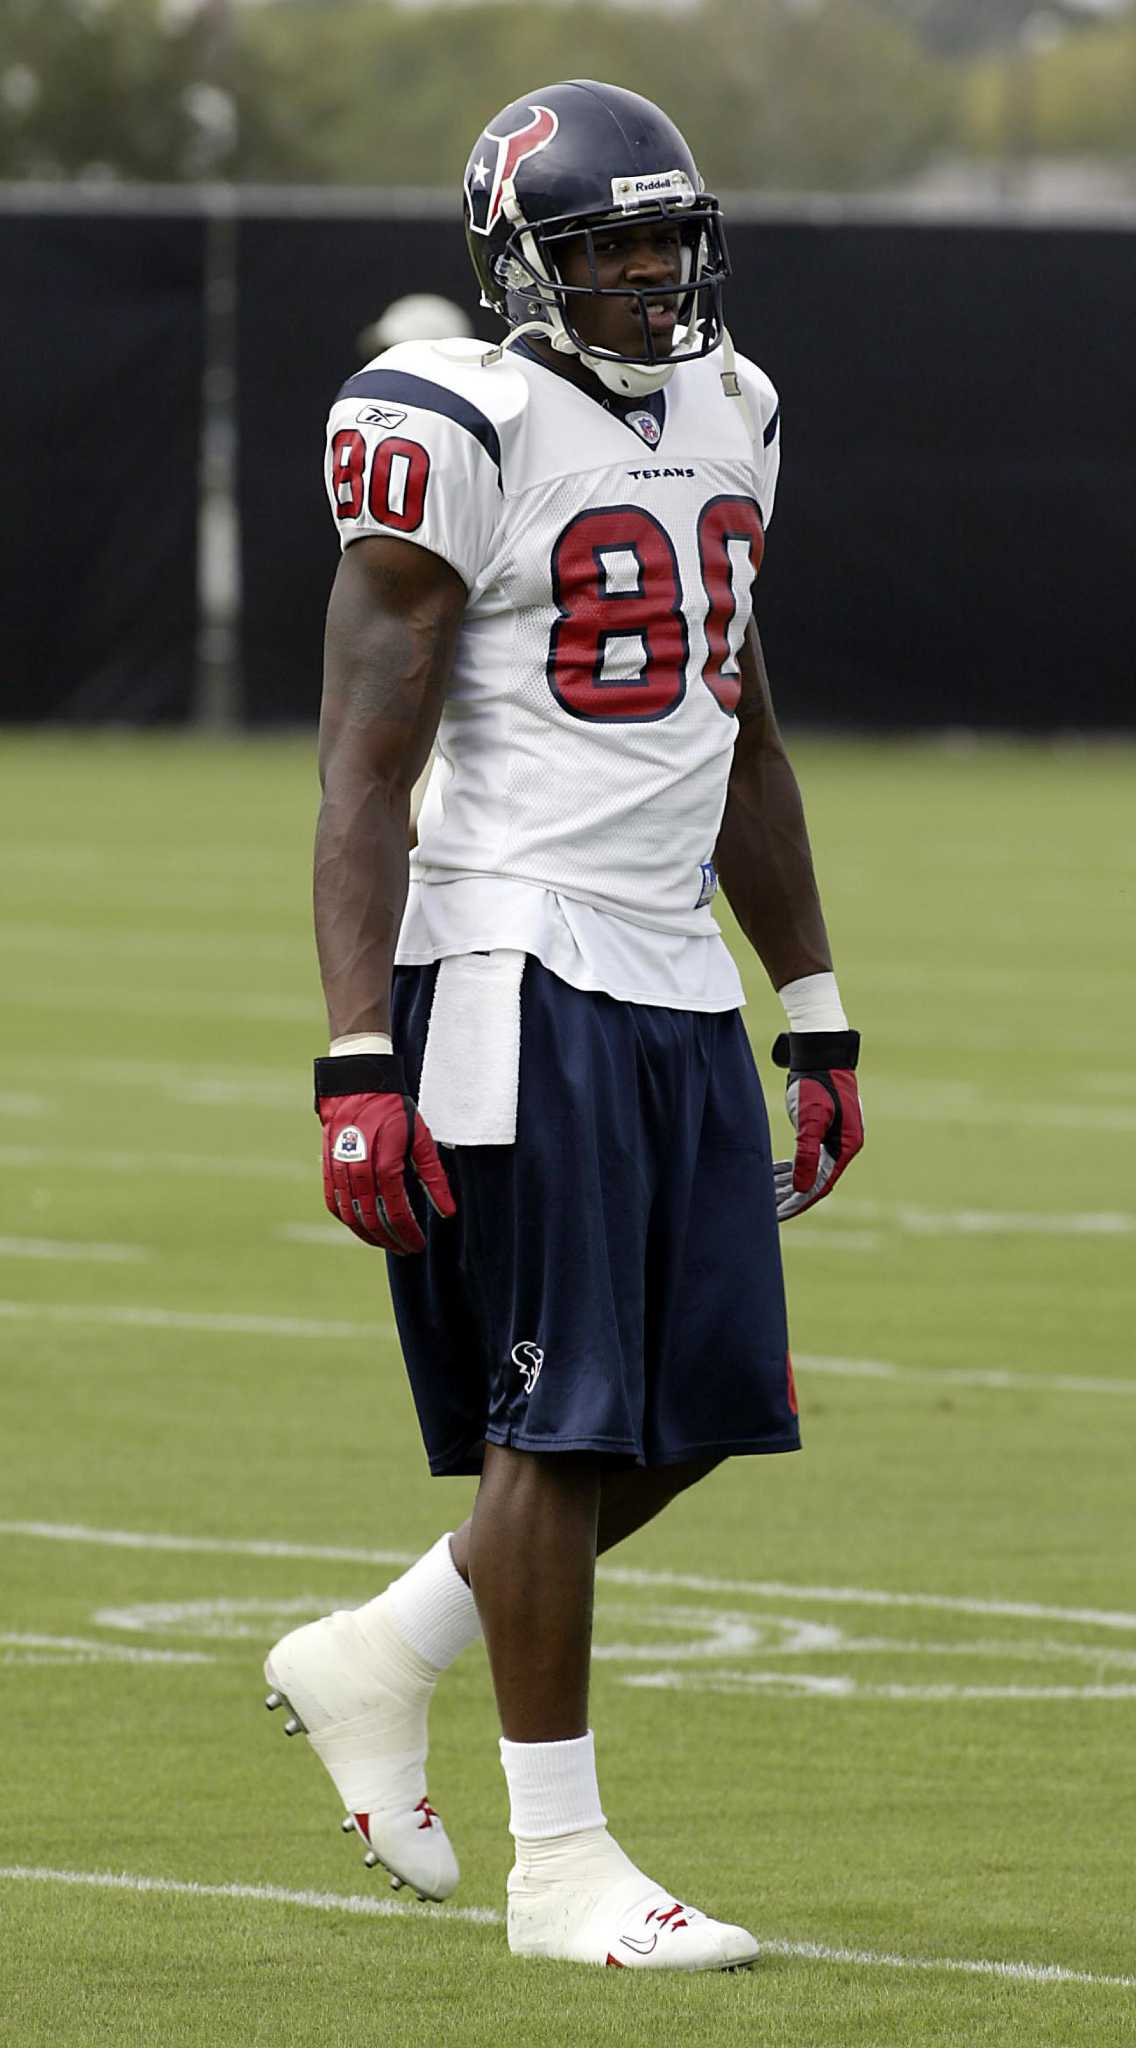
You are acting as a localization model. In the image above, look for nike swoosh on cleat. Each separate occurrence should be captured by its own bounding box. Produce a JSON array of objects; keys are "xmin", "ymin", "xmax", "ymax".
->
[{"xmin": 619, "ymin": 1932, "xmax": 659, "ymax": 1955}]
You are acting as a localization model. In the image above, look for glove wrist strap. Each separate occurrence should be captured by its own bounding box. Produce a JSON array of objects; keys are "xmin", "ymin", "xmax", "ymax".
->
[
  {"xmin": 314, "ymin": 1052, "xmax": 408, "ymax": 1109},
  {"xmin": 771, "ymin": 1029, "xmax": 860, "ymax": 1073}
]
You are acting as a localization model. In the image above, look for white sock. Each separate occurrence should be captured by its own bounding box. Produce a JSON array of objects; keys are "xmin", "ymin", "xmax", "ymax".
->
[
  {"xmin": 500, "ymin": 1731, "xmax": 607, "ymax": 1840},
  {"xmin": 359, "ymin": 1534, "xmax": 481, "ymax": 1674}
]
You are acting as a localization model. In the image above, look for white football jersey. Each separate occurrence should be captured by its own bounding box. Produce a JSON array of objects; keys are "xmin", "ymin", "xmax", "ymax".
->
[{"xmin": 323, "ymin": 335, "xmax": 780, "ymax": 1002}]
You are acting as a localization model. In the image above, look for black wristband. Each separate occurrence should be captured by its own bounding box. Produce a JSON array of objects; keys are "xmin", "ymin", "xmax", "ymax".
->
[
  {"xmin": 313, "ymin": 1052, "xmax": 408, "ymax": 1111},
  {"xmin": 771, "ymin": 1029, "xmax": 860, "ymax": 1073}
]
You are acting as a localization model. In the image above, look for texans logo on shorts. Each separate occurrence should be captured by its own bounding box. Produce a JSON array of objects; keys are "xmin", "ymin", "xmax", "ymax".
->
[
  {"xmin": 332, "ymin": 1127, "xmax": 366, "ymax": 1162},
  {"xmin": 511, "ymin": 1340, "xmax": 544, "ymax": 1394}
]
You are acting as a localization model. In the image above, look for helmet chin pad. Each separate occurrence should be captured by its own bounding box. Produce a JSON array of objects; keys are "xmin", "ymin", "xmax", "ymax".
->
[{"xmin": 579, "ymin": 349, "xmax": 676, "ymax": 398}]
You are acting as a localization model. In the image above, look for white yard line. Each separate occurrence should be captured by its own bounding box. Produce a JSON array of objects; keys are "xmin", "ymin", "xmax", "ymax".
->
[
  {"xmin": 0, "ymin": 1092, "xmax": 48, "ymax": 1117},
  {"xmin": 0, "ymin": 1147, "xmax": 308, "ymax": 1182},
  {"xmin": 625, "ymin": 1671, "xmax": 1136, "ymax": 1702},
  {"xmin": 0, "ymin": 1238, "xmax": 148, "ymax": 1265},
  {"xmin": 835, "ymin": 1202, "xmax": 1136, "ymax": 1239},
  {"xmin": 797, "ymin": 1352, "xmax": 1136, "ymax": 1398},
  {"xmin": 0, "ymin": 986, "xmax": 319, "ymax": 1023},
  {"xmin": 1, "ymin": 1520, "xmax": 1133, "ymax": 1633},
  {"xmin": 0, "ymin": 922, "xmax": 301, "ymax": 966},
  {"xmin": 0, "ymin": 1635, "xmax": 211, "ymax": 1667},
  {"xmin": 0, "ymin": 1865, "xmax": 1131, "ymax": 1990},
  {"xmin": 277, "ymin": 1223, "xmax": 356, "ymax": 1247},
  {"xmin": 3, "ymin": 1294, "xmax": 1129, "ymax": 1401},
  {"xmin": 0, "ymin": 1301, "xmax": 379, "ymax": 1340},
  {"xmin": 0, "ymin": 1521, "xmax": 416, "ymax": 1568}
]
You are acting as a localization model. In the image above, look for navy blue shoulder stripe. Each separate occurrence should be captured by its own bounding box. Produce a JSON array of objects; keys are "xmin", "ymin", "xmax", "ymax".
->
[
  {"xmin": 335, "ymin": 369, "xmax": 501, "ymax": 482},
  {"xmin": 762, "ymin": 401, "xmax": 780, "ymax": 449}
]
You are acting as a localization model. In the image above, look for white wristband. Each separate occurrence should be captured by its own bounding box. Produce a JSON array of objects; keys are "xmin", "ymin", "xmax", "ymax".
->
[
  {"xmin": 329, "ymin": 1032, "xmax": 393, "ymax": 1056},
  {"xmin": 778, "ymin": 972, "xmax": 848, "ymax": 1032}
]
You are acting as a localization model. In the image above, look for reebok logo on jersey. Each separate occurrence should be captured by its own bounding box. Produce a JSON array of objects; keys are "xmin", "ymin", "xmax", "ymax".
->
[
  {"xmin": 356, "ymin": 404, "xmax": 407, "ymax": 428},
  {"xmin": 627, "ymin": 466, "xmax": 695, "ymax": 480},
  {"xmin": 511, "ymin": 1340, "xmax": 544, "ymax": 1394}
]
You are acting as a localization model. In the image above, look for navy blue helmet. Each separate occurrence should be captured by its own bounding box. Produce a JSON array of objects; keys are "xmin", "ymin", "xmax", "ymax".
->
[{"xmin": 463, "ymin": 80, "xmax": 729, "ymax": 391}]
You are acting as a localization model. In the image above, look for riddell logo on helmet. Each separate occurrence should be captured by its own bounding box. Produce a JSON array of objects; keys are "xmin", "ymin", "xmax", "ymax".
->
[
  {"xmin": 611, "ymin": 169, "xmax": 695, "ymax": 209},
  {"xmin": 466, "ymin": 105, "xmax": 560, "ymax": 238}
]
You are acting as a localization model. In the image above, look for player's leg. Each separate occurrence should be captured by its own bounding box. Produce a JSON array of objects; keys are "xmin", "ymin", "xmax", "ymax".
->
[
  {"xmin": 448, "ymin": 1453, "xmax": 721, "ymax": 1586},
  {"xmin": 465, "ymin": 1441, "xmax": 756, "ymax": 1970},
  {"xmin": 478, "ymin": 999, "xmax": 794, "ymax": 1971},
  {"xmin": 467, "ymin": 1443, "xmax": 600, "ymax": 1740}
]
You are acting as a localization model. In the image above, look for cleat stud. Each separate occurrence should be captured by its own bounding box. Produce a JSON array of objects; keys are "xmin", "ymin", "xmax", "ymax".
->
[
  {"xmin": 363, "ymin": 1851, "xmax": 379, "ymax": 1868},
  {"xmin": 264, "ymin": 1691, "xmax": 283, "ymax": 1711},
  {"xmin": 389, "ymin": 1875, "xmax": 403, "ymax": 1890},
  {"xmin": 341, "ymin": 1816, "xmax": 355, "ymax": 1833},
  {"xmin": 283, "ymin": 1716, "xmax": 302, "ymax": 1736},
  {"xmin": 416, "ymin": 1894, "xmax": 427, "ymax": 1903}
]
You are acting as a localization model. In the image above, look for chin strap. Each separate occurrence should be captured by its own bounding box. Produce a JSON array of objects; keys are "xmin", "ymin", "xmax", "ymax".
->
[
  {"xmin": 478, "ymin": 319, "xmax": 560, "ymax": 368},
  {"xmin": 719, "ymin": 326, "xmax": 753, "ymax": 440},
  {"xmin": 480, "ymin": 316, "xmax": 745, "ymax": 417}
]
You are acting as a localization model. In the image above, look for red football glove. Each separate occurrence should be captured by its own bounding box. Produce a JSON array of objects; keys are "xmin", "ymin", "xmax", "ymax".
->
[
  {"xmin": 314, "ymin": 1053, "xmax": 456, "ymax": 1255},
  {"xmin": 771, "ymin": 1029, "xmax": 864, "ymax": 1221}
]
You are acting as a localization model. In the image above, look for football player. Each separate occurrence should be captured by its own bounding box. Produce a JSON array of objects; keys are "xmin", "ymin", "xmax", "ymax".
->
[{"xmin": 265, "ymin": 79, "xmax": 863, "ymax": 1971}]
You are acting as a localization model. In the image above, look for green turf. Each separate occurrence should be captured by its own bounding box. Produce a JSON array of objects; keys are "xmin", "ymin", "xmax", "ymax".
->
[{"xmin": 1, "ymin": 732, "xmax": 1134, "ymax": 2046}]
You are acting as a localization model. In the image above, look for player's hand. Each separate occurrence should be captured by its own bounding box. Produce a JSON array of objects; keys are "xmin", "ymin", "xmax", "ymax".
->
[
  {"xmin": 771, "ymin": 1029, "xmax": 863, "ymax": 1221},
  {"xmin": 314, "ymin": 1053, "xmax": 456, "ymax": 1254}
]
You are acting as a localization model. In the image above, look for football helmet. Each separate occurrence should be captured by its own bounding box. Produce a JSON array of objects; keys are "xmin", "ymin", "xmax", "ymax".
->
[{"xmin": 463, "ymin": 80, "xmax": 729, "ymax": 399}]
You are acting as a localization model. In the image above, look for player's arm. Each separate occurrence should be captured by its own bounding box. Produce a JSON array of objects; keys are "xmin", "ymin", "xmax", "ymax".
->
[
  {"xmin": 313, "ymin": 534, "xmax": 465, "ymax": 1251},
  {"xmin": 714, "ymin": 619, "xmax": 831, "ymax": 992},
  {"xmin": 714, "ymin": 621, "xmax": 864, "ymax": 1218},
  {"xmin": 315, "ymin": 535, "xmax": 464, "ymax": 1037}
]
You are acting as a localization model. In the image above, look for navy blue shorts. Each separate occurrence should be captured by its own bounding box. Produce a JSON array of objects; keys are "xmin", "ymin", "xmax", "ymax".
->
[{"xmin": 388, "ymin": 956, "xmax": 799, "ymax": 1476}]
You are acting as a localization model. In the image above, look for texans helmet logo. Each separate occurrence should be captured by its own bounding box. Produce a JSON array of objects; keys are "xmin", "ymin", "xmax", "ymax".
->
[{"xmin": 465, "ymin": 104, "xmax": 559, "ymax": 236}]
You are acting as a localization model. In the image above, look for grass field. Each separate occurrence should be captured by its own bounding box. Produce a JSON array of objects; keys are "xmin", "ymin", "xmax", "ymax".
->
[{"xmin": 1, "ymin": 731, "xmax": 1134, "ymax": 2047}]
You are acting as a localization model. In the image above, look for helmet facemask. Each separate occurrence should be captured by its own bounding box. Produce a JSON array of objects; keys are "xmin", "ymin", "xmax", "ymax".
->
[{"xmin": 494, "ymin": 198, "xmax": 729, "ymax": 398}]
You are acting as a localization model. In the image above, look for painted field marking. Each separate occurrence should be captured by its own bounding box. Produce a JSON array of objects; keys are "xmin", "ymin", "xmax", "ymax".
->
[
  {"xmin": 0, "ymin": 986, "xmax": 319, "ymax": 1024},
  {"xmin": 796, "ymin": 1353, "xmax": 1136, "ymax": 1399},
  {"xmin": 0, "ymin": 1092, "xmax": 48, "ymax": 1118},
  {"xmin": 0, "ymin": 1866, "xmax": 1132, "ymax": 1991},
  {"xmin": 3, "ymin": 1295, "xmax": 1130, "ymax": 1402},
  {"xmin": 2, "ymin": 1521, "xmax": 1134, "ymax": 1634},
  {"xmin": 0, "ymin": 1147, "xmax": 309, "ymax": 1183},
  {"xmin": 9, "ymin": 1044, "xmax": 1134, "ymax": 1135},
  {"xmin": 0, "ymin": 921, "xmax": 302, "ymax": 967},
  {"xmin": 81, "ymin": 1593, "xmax": 1136, "ymax": 1702},
  {"xmin": 0, "ymin": 1634, "xmax": 211, "ymax": 1669},
  {"xmin": 277, "ymin": 1223, "xmax": 355, "ymax": 1248},
  {"xmin": 625, "ymin": 1672, "xmax": 1136, "ymax": 1702},
  {"xmin": 0, "ymin": 1521, "xmax": 416, "ymax": 1568},
  {"xmin": 0, "ymin": 1237, "xmax": 148, "ymax": 1265},
  {"xmin": 834, "ymin": 1202, "xmax": 1136, "ymax": 1240},
  {"xmin": 0, "ymin": 1301, "xmax": 377, "ymax": 1340}
]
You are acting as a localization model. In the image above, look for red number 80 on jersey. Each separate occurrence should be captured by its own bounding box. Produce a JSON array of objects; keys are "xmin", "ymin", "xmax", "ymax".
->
[
  {"xmin": 548, "ymin": 497, "xmax": 764, "ymax": 722},
  {"xmin": 331, "ymin": 428, "xmax": 431, "ymax": 534}
]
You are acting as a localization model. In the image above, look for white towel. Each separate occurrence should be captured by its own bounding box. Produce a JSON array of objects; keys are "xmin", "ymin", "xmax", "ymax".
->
[{"xmin": 416, "ymin": 949, "xmax": 525, "ymax": 1146}]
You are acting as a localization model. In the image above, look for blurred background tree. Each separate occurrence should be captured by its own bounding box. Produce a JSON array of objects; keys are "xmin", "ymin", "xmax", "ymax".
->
[{"xmin": 0, "ymin": 0, "xmax": 1132, "ymax": 189}]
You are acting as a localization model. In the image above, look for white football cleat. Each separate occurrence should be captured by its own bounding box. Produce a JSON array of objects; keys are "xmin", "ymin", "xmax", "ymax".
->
[
  {"xmin": 507, "ymin": 1833, "xmax": 758, "ymax": 1971},
  {"xmin": 263, "ymin": 1601, "xmax": 459, "ymax": 1902}
]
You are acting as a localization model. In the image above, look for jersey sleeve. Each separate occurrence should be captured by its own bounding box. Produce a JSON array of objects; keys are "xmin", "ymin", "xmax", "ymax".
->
[{"xmin": 324, "ymin": 359, "xmax": 503, "ymax": 591}]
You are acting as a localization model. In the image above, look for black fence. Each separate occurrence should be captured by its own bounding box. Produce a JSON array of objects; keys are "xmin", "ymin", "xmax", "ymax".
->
[
  {"xmin": 0, "ymin": 206, "xmax": 205, "ymax": 723},
  {"xmin": 3, "ymin": 193, "xmax": 1134, "ymax": 730}
]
